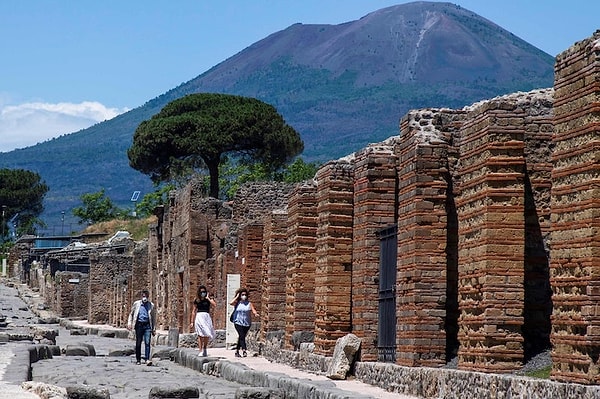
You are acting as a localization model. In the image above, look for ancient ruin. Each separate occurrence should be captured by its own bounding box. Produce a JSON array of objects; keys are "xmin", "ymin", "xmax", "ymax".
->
[{"xmin": 7, "ymin": 31, "xmax": 600, "ymax": 387}]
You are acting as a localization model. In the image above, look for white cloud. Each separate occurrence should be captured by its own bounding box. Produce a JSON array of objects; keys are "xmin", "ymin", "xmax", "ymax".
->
[{"xmin": 0, "ymin": 101, "xmax": 128, "ymax": 153}]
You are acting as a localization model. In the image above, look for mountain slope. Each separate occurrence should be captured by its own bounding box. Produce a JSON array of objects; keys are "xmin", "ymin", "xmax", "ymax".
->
[{"xmin": 0, "ymin": 1, "xmax": 555, "ymax": 232}]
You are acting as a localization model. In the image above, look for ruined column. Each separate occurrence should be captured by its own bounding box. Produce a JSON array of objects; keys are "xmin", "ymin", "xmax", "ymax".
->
[
  {"xmin": 260, "ymin": 210, "xmax": 288, "ymax": 338},
  {"xmin": 456, "ymin": 94, "xmax": 528, "ymax": 373},
  {"xmin": 285, "ymin": 182, "xmax": 317, "ymax": 350},
  {"xmin": 237, "ymin": 222, "xmax": 264, "ymax": 311},
  {"xmin": 395, "ymin": 109, "xmax": 463, "ymax": 367},
  {"xmin": 551, "ymin": 31, "xmax": 600, "ymax": 384},
  {"xmin": 314, "ymin": 160, "xmax": 354, "ymax": 355},
  {"xmin": 352, "ymin": 142, "xmax": 398, "ymax": 361}
]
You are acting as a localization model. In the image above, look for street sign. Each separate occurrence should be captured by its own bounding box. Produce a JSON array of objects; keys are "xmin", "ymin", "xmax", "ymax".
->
[{"xmin": 130, "ymin": 191, "xmax": 141, "ymax": 202}]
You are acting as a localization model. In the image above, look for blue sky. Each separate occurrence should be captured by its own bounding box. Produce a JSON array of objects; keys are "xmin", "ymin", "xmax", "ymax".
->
[{"xmin": 1, "ymin": 0, "xmax": 598, "ymax": 152}]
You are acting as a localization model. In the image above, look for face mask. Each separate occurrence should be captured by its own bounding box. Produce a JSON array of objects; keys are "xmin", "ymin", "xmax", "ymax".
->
[
  {"xmin": 142, "ymin": 297, "xmax": 148, "ymax": 303},
  {"xmin": 241, "ymin": 295, "xmax": 247, "ymax": 301},
  {"xmin": 201, "ymin": 292, "xmax": 207, "ymax": 298}
]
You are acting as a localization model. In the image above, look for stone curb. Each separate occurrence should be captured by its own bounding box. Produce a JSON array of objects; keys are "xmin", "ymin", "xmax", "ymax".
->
[
  {"xmin": 10, "ymin": 329, "xmax": 376, "ymax": 399},
  {"xmin": 170, "ymin": 348, "xmax": 376, "ymax": 399},
  {"xmin": 1, "ymin": 346, "xmax": 33, "ymax": 384}
]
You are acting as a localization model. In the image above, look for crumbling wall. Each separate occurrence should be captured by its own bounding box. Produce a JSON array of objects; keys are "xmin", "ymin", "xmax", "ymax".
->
[
  {"xmin": 89, "ymin": 241, "xmax": 137, "ymax": 325},
  {"xmin": 156, "ymin": 178, "xmax": 235, "ymax": 333},
  {"xmin": 234, "ymin": 182, "xmax": 294, "ymax": 316},
  {"xmin": 54, "ymin": 271, "xmax": 88, "ymax": 319}
]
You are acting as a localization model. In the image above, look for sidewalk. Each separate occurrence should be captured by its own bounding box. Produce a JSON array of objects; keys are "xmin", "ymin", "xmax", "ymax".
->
[{"xmin": 187, "ymin": 346, "xmax": 410, "ymax": 399}]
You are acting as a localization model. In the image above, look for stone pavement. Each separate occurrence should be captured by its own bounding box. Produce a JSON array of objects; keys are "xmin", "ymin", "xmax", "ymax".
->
[{"xmin": 0, "ymin": 278, "xmax": 415, "ymax": 398}]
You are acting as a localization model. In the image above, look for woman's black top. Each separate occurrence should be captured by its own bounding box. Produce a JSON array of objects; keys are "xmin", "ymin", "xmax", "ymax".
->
[{"xmin": 195, "ymin": 298, "xmax": 210, "ymax": 313}]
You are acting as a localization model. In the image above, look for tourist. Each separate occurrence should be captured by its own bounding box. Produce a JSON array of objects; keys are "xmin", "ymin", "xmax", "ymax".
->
[
  {"xmin": 189, "ymin": 285, "xmax": 216, "ymax": 356},
  {"xmin": 127, "ymin": 289, "xmax": 157, "ymax": 365},
  {"xmin": 230, "ymin": 287, "xmax": 259, "ymax": 357}
]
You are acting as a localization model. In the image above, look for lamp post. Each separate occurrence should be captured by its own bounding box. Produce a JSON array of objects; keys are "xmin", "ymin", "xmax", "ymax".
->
[
  {"xmin": 61, "ymin": 211, "xmax": 65, "ymax": 235},
  {"xmin": 1, "ymin": 205, "xmax": 6, "ymax": 243}
]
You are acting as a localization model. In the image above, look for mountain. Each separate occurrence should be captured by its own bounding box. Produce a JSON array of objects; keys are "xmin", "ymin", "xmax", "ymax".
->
[{"xmin": 0, "ymin": 1, "xmax": 555, "ymax": 233}]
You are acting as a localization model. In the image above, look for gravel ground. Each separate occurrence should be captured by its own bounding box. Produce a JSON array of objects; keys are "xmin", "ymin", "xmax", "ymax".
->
[
  {"xmin": 442, "ymin": 350, "xmax": 553, "ymax": 376},
  {"xmin": 514, "ymin": 350, "xmax": 553, "ymax": 376}
]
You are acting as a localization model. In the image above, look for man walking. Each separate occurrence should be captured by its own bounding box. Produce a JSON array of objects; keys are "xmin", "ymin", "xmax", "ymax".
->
[{"xmin": 127, "ymin": 289, "xmax": 157, "ymax": 365}]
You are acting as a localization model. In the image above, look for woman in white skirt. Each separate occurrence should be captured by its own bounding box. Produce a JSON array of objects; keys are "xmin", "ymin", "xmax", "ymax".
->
[{"xmin": 189, "ymin": 285, "xmax": 216, "ymax": 356}]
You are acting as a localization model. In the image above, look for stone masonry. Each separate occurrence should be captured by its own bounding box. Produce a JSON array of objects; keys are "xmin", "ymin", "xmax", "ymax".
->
[
  {"xmin": 285, "ymin": 181, "xmax": 318, "ymax": 350},
  {"xmin": 456, "ymin": 90, "xmax": 554, "ymax": 373},
  {"xmin": 550, "ymin": 31, "xmax": 600, "ymax": 385},
  {"xmin": 352, "ymin": 142, "xmax": 398, "ymax": 361},
  {"xmin": 395, "ymin": 109, "xmax": 465, "ymax": 368},
  {"xmin": 314, "ymin": 160, "xmax": 355, "ymax": 355}
]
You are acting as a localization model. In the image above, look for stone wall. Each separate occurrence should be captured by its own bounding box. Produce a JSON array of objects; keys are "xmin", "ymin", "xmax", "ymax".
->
[
  {"xmin": 152, "ymin": 178, "xmax": 237, "ymax": 332},
  {"xmin": 54, "ymin": 271, "xmax": 88, "ymax": 319},
  {"xmin": 234, "ymin": 182, "xmax": 294, "ymax": 317},
  {"xmin": 89, "ymin": 240, "xmax": 138, "ymax": 324}
]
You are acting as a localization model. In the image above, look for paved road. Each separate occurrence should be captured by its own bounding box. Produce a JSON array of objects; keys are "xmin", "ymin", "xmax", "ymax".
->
[{"xmin": 0, "ymin": 278, "xmax": 414, "ymax": 398}]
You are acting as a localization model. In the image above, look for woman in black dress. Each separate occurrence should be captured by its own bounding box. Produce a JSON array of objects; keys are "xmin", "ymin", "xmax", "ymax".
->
[{"xmin": 189, "ymin": 285, "xmax": 216, "ymax": 356}]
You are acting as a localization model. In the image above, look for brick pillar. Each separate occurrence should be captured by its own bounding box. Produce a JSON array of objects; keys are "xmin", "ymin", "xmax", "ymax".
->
[
  {"xmin": 238, "ymin": 223, "xmax": 264, "ymax": 311},
  {"xmin": 261, "ymin": 210, "xmax": 288, "ymax": 338},
  {"xmin": 352, "ymin": 143, "xmax": 398, "ymax": 361},
  {"xmin": 285, "ymin": 182, "xmax": 317, "ymax": 350},
  {"xmin": 551, "ymin": 32, "xmax": 600, "ymax": 384},
  {"xmin": 456, "ymin": 96, "xmax": 527, "ymax": 373},
  {"xmin": 395, "ymin": 109, "xmax": 462, "ymax": 367},
  {"xmin": 314, "ymin": 160, "xmax": 354, "ymax": 355}
]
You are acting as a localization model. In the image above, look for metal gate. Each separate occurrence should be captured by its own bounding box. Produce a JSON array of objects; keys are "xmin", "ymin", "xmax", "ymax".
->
[{"xmin": 377, "ymin": 225, "xmax": 397, "ymax": 362}]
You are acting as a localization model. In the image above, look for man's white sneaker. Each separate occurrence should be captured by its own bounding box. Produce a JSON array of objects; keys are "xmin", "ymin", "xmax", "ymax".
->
[{"xmin": 146, "ymin": 360, "xmax": 153, "ymax": 366}]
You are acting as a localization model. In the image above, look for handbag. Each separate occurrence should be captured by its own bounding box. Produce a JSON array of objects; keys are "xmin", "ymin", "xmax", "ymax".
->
[{"xmin": 229, "ymin": 302, "xmax": 238, "ymax": 322}]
